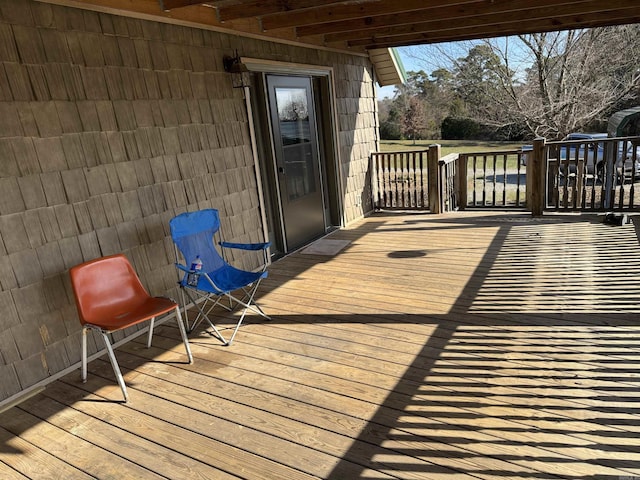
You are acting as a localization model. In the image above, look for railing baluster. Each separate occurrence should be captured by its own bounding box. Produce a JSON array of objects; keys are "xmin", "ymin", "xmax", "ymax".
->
[
  {"xmin": 420, "ymin": 151, "xmax": 426, "ymax": 208},
  {"xmin": 376, "ymin": 153, "xmax": 380, "ymax": 207},
  {"xmin": 549, "ymin": 158, "xmax": 560, "ymax": 210},
  {"xmin": 400, "ymin": 152, "xmax": 404, "ymax": 207},
  {"xmin": 618, "ymin": 162, "xmax": 625, "ymax": 209},
  {"xmin": 385, "ymin": 153, "xmax": 390, "ymax": 208},
  {"xmin": 376, "ymin": 153, "xmax": 381, "ymax": 207},
  {"xmin": 394, "ymin": 153, "xmax": 400, "ymax": 207},
  {"xmin": 415, "ymin": 151, "xmax": 419, "ymax": 208},
  {"xmin": 472, "ymin": 155, "xmax": 477, "ymax": 206},
  {"xmin": 491, "ymin": 154, "xmax": 496, "ymax": 206},
  {"xmin": 516, "ymin": 152, "xmax": 522, "ymax": 207},
  {"xmin": 588, "ymin": 150, "xmax": 595, "ymax": 210},
  {"xmin": 569, "ymin": 145, "xmax": 577, "ymax": 209},
  {"xmin": 402, "ymin": 152, "xmax": 408, "ymax": 207},
  {"xmin": 382, "ymin": 153, "xmax": 388, "ymax": 208},
  {"xmin": 398, "ymin": 152, "xmax": 404, "ymax": 207},
  {"xmin": 630, "ymin": 141, "xmax": 637, "ymax": 207},
  {"xmin": 383, "ymin": 153, "xmax": 388, "ymax": 208},
  {"xmin": 482, "ymin": 155, "xmax": 487, "ymax": 207},
  {"xmin": 379, "ymin": 154, "xmax": 384, "ymax": 207},
  {"xmin": 384, "ymin": 153, "xmax": 390, "ymax": 208},
  {"xmin": 404, "ymin": 152, "xmax": 411, "ymax": 207},
  {"xmin": 412, "ymin": 151, "xmax": 417, "ymax": 207},
  {"xmin": 501, "ymin": 154, "xmax": 507, "ymax": 206},
  {"xmin": 561, "ymin": 145, "xmax": 569, "ymax": 210}
]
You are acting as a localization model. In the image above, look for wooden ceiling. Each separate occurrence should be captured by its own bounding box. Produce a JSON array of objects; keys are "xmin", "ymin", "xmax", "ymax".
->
[
  {"xmin": 167, "ymin": 0, "xmax": 640, "ymax": 50},
  {"xmin": 51, "ymin": 0, "xmax": 640, "ymax": 54}
]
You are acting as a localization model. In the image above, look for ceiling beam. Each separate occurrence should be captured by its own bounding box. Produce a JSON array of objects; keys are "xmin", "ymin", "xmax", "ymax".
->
[
  {"xmin": 349, "ymin": 10, "xmax": 640, "ymax": 49},
  {"xmin": 36, "ymin": 0, "xmax": 640, "ymax": 55},
  {"xmin": 216, "ymin": 0, "xmax": 348, "ymax": 22},
  {"xmin": 159, "ymin": 0, "xmax": 203, "ymax": 10},
  {"xmin": 297, "ymin": 0, "xmax": 608, "ymax": 37},
  {"xmin": 261, "ymin": 0, "xmax": 484, "ymax": 30},
  {"xmin": 321, "ymin": 0, "xmax": 640, "ymax": 43}
]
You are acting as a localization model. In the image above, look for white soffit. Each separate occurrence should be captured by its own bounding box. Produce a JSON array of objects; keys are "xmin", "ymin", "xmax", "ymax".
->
[{"xmin": 369, "ymin": 47, "xmax": 406, "ymax": 87}]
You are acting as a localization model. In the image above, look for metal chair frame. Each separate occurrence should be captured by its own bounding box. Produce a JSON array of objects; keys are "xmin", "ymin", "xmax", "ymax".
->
[
  {"xmin": 170, "ymin": 209, "xmax": 270, "ymax": 346},
  {"xmin": 70, "ymin": 254, "xmax": 193, "ymax": 402}
]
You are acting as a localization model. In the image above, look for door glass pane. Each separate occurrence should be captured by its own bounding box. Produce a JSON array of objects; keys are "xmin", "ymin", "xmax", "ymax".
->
[
  {"xmin": 275, "ymin": 87, "xmax": 316, "ymax": 201},
  {"xmin": 276, "ymin": 87, "xmax": 310, "ymax": 143}
]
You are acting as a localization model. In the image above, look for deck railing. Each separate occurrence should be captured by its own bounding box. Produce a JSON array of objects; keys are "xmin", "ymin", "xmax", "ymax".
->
[
  {"xmin": 371, "ymin": 146, "xmax": 525, "ymax": 213},
  {"xmin": 371, "ymin": 149, "xmax": 429, "ymax": 209},
  {"xmin": 542, "ymin": 136, "xmax": 640, "ymax": 212},
  {"xmin": 371, "ymin": 135, "xmax": 640, "ymax": 215},
  {"xmin": 438, "ymin": 152, "xmax": 460, "ymax": 213},
  {"xmin": 459, "ymin": 150, "xmax": 527, "ymax": 209}
]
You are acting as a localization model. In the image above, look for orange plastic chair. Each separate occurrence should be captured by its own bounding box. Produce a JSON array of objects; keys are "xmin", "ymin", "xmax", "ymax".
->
[{"xmin": 70, "ymin": 254, "xmax": 193, "ymax": 402}]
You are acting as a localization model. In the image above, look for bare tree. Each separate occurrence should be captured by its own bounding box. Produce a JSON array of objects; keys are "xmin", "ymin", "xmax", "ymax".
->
[
  {"xmin": 402, "ymin": 95, "xmax": 428, "ymax": 143},
  {"xmin": 512, "ymin": 27, "xmax": 640, "ymax": 138},
  {"xmin": 406, "ymin": 26, "xmax": 640, "ymax": 139}
]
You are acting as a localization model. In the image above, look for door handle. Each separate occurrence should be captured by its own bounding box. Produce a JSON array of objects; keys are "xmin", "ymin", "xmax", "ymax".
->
[{"xmin": 278, "ymin": 167, "xmax": 285, "ymax": 174}]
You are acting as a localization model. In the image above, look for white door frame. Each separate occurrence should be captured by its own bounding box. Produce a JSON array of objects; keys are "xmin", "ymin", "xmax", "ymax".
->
[{"xmin": 241, "ymin": 57, "xmax": 345, "ymax": 248}]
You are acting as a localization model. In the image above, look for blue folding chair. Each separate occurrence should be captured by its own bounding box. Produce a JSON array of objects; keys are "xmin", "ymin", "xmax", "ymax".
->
[{"xmin": 169, "ymin": 209, "xmax": 270, "ymax": 345}]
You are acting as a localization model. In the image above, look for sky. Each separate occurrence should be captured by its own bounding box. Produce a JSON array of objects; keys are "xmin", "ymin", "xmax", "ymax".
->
[
  {"xmin": 376, "ymin": 44, "xmax": 454, "ymax": 100},
  {"xmin": 375, "ymin": 43, "xmax": 482, "ymax": 100},
  {"xmin": 377, "ymin": 83, "xmax": 398, "ymax": 100},
  {"xmin": 376, "ymin": 38, "xmax": 534, "ymax": 100}
]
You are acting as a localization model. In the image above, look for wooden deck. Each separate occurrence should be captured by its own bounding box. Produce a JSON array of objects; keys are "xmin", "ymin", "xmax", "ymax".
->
[{"xmin": 3, "ymin": 210, "xmax": 640, "ymax": 480}]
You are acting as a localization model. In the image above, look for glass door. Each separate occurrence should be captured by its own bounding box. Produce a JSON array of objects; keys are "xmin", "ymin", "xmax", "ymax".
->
[{"xmin": 267, "ymin": 75, "xmax": 326, "ymax": 250}]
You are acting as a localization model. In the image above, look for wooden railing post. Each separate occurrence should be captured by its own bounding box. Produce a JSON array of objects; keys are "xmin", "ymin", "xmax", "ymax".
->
[
  {"xmin": 456, "ymin": 154, "xmax": 467, "ymax": 210},
  {"xmin": 528, "ymin": 137, "xmax": 546, "ymax": 216},
  {"xmin": 369, "ymin": 152, "xmax": 378, "ymax": 210},
  {"xmin": 428, "ymin": 144, "xmax": 442, "ymax": 213}
]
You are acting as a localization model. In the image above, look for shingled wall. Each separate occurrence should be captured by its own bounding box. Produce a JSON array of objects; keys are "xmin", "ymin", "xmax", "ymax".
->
[{"xmin": 0, "ymin": 0, "xmax": 378, "ymax": 403}]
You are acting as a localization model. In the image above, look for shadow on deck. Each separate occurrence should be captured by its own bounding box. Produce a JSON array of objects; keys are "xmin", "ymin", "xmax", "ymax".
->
[{"xmin": 2, "ymin": 211, "xmax": 640, "ymax": 479}]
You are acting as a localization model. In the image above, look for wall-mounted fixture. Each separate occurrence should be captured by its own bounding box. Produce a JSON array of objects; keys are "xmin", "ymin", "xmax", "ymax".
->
[{"xmin": 223, "ymin": 51, "xmax": 250, "ymax": 88}]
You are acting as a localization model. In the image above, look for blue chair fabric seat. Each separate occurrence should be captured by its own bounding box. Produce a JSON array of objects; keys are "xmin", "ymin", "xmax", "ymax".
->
[{"xmin": 170, "ymin": 209, "xmax": 270, "ymax": 345}]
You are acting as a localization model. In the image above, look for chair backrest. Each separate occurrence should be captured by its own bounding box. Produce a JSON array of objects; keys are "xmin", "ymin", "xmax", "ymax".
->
[
  {"xmin": 169, "ymin": 209, "xmax": 226, "ymax": 274},
  {"xmin": 70, "ymin": 254, "xmax": 150, "ymax": 326}
]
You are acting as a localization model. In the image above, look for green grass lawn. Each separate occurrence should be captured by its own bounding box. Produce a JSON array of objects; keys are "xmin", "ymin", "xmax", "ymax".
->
[
  {"xmin": 378, "ymin": 139, "xmax": 526, "ymax": 172},
  {"xmin": 380, "ymin": 139, "xmax": 524, "ymax": 156},
  {"xmin": 375, "ymin": 139, "xmax": 528, "ymax": 207}
]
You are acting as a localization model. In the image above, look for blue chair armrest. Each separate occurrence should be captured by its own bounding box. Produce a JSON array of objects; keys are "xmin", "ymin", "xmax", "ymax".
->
[
  {"xmin": 220, "ymin": 241, "xmax": 271, "ymax": 251},
  {"xmin": 175, "ymin": 263, "xmax": 194, "ymax": 273}
]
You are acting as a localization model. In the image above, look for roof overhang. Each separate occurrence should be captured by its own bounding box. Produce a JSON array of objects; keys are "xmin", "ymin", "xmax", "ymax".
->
[
  {"xmin": 36, "ymin": 0, "xmax": 640, "ymax": 52},
  {"xmin": 369, "ymin": 48, "xmax": 406, "ymax": 87},
  {"xmin": 35, "ymin": 0, "xmax": 640, "ymax": 89}
]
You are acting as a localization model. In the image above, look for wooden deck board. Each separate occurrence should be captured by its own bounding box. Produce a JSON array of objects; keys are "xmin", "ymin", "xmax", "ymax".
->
[
  {"xmin": 3, "ymin": 211, "xmax": 640, "ymax": 479},
  {"xmin": 18, "ymin": 390, "xmax": 240, "ymax": 480}
]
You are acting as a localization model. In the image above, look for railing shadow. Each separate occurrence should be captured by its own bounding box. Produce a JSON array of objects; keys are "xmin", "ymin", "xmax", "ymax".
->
[
  {"xmin": 322, "ymin": 212, "xmax": 640, "ymax": 479},
  {"xmin": 4, "ymin": 211, "xmax": 640, "ymax": 478}
]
